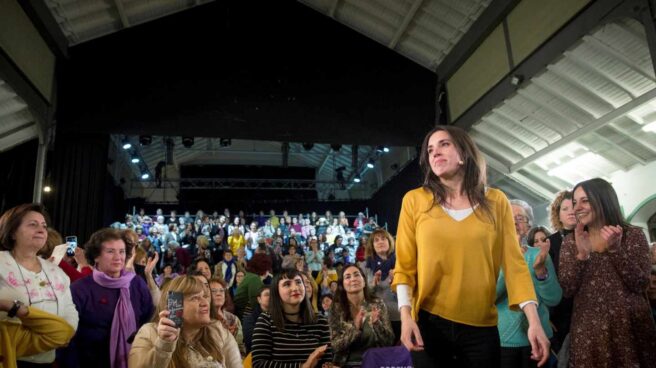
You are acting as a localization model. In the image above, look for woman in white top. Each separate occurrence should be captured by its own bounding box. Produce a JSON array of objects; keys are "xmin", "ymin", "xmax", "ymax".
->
[{"xmin": 0, "ymin": 203, "xmax": 79, "ymax": 366}]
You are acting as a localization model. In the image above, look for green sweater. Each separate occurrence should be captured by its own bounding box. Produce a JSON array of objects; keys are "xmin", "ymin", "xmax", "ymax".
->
[
  {"xmin": 496, "ymin": 246, "xmax": 562, "ymax": 347},
  {"xmin": 234, "ymin": 272, "xmax": 264, "ymax": 318}
]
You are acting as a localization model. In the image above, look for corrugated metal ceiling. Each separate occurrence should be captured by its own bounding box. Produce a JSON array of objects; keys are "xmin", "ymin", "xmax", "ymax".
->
[
  {"xmin": 0, "ymin": 79, "xmax": 39, "ymax": 152},
  {"xmin": 45, "ymin": 0, "xmax": 214, "ymax": 45},
  {"xmin": 298, "ymin": 0, "xmax": 492, "ymax": 71},
  {"xmin": 470, "ymin": 18, "xmax": 656, "ymax": 200}
]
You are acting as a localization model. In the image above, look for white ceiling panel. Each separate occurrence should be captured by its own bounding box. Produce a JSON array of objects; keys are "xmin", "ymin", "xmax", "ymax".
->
[{"xmin": 471, "ymin": 18, "xmax": 656, "ymax": 200}]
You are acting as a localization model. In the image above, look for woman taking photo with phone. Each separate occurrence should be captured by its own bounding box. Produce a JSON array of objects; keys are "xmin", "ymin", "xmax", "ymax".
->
[
  {"xmin": 559, "ymin": 178, "xmax": 656, "ymax": 368},
  {"xmin": 392, "ymin": 126, "xmax": 550, "ymax": 367},
  {"xmin": 129, "ymin": 276, "xmax": 242, "ymax": 368},
  {"xmin": 251, "ymin": 269, "xmax": 333, "ymax": 368}
]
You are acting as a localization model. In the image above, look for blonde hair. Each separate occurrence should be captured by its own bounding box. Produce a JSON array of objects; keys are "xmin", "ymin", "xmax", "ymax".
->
[
  {"xmin": 154, "ymin": 276, "xmax": 224, "ymax": 368},
  {"xmin": 196, "ymin": 235, "xmax": 209, "ymax": 249},
  {"xmin": 365, "ymin": 228, "xmax": 395, "ymax": 259}
]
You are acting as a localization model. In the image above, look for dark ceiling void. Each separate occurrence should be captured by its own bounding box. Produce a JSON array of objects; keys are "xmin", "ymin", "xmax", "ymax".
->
[{"xmin": 56, "ymin": 0, "xmax": 436, "ymax": 146}]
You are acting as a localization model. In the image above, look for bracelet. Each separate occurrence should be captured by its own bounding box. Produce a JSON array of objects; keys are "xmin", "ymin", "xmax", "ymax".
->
[{"xmin": 7, "ymin": 300, "xmax": 24, "ymax": 318}]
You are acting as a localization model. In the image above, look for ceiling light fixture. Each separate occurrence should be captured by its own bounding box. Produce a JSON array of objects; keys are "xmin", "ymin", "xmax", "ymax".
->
[{"xmin": 121, "ymin": 137, "xmax": 132, "ymax": 150}]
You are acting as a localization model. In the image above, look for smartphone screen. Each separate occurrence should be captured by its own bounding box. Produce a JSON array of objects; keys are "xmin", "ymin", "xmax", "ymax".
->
[
  {"xmin": 65, "ymin": 236, "xmax": 77, "ymax": 257},
  {"xmin": 167, "ymin": 291, "xmax": 184, "ymax": 328}
]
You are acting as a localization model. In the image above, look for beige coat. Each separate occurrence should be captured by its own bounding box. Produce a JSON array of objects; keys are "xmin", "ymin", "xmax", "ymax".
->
[{"xmin": 128, "ymin": 320, "xmax": 243, "ymax": 368}]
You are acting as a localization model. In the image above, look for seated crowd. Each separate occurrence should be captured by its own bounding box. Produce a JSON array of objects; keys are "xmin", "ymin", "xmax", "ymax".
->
[{"xmin": 1, "ymin": 183, "xmax": 656, "ymax": 368}]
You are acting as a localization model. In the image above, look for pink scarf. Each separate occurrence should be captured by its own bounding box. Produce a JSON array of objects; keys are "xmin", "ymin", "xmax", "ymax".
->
[{"xmin": 92, "ymin": 268, "xmax": 136, "ymax": 368}]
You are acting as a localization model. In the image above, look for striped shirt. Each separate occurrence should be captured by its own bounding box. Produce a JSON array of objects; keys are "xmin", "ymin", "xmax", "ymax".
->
[{"xmin": 251, "ymin": 312, "xmax": 333, "ymax": 368}]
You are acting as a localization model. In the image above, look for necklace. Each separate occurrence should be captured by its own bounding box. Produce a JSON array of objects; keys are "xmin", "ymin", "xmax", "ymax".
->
[{"xmin": 11, "ymin": 254, "xmax": 59, "ymax": 315}]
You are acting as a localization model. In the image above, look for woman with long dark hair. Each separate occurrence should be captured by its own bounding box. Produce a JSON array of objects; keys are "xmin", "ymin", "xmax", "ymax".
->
[
  {"xmin": 393, "ymin": 125, "xmax": 549, "ymax": 367},
  {"xmin": 251, "ymin": 269, "xmax": 332, "ymax": 368},
  {"xmin": 559, "ymin": 178, "xmax": 656, "ymax": 367},
  {"xmin": 329, "ymin": 264, "xmax": 394, "ymax": 367}
]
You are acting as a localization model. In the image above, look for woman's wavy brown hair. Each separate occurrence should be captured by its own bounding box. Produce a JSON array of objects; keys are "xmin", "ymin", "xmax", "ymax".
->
[
  {"xmin": 548, "ymin": 190, "xmax": 572, "ymax": 232},
  {"xmin": 419, "ymin": 125, "xmax": 494, "ymax": 223}
]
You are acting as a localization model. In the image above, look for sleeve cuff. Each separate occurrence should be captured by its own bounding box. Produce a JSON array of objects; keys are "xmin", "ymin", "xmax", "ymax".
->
[
  {"xmin": 519, "ymin": 300, "xmax": 538, "ymax": 309},
  {"xmin": 396, "ymin": 284, "xmax": 412, "ymax": 310}
]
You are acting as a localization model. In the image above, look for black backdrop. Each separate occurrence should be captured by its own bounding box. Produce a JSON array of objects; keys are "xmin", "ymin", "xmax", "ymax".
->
[{"xmin": 0, "ymin": 139, "xmax": 38, "ymax": 214}]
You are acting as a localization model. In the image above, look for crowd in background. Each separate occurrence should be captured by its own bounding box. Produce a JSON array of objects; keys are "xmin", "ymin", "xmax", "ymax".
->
[{"xmin": 1, "ymin": 130, "xmax": 656, "ymax": 368}]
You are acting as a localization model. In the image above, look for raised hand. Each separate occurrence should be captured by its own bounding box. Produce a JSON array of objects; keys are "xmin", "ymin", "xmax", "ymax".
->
[
  {"xmin": 533, "ymin": 239, "xmax": 550, "ymax": 278},
  {"xmin": 157, "ymin": 310, "xmax": 179, "ymax": 342},
  {"xmin": 370, "ymin": 305, "xmax": 380, "ymax": 325},
  {"xmin": 354, "ymin": 307, "xmax": 366, "ymax": 330},
  {"xmin": 145, "ymin": 252, "xmax": 159, "ymax": 276},
  {"xmin": 600, "ymin": 225, "xmax": 622, "ymax": 253},
  {"xmin": 574, "ymin": 221, "xmax": 591, "ymax": 260}
]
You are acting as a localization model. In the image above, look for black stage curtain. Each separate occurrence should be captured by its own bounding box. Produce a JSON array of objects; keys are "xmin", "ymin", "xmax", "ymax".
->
[
  {"xmin": 0, "ymin": 139, "xmax": 38, "ymax": 214},
  {"xmin": 44, "ymin": 133, "xmax": 109, "ymax": 243},
  {"xmin": 367, "ymin": 159, "xmax": 421, "ymax": 234}
]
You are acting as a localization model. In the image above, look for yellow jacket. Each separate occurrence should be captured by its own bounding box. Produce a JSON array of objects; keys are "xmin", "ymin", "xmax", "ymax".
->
[
  {"xmin": 228, "ymin": 235, "xmax": 246, "ymax": 255},
  {"xmin": 0, "ymin": 307, "xmax": 75, "ymax": 368},
  {"xmin": 392, "ymin": 187, "xmax": 536, "ymax": 326}
]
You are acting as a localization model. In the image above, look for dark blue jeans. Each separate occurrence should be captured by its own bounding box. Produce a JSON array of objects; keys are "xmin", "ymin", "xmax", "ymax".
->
[{"xmin": 412, "ymin": 310, "xmax": 501, "ymax": 368}]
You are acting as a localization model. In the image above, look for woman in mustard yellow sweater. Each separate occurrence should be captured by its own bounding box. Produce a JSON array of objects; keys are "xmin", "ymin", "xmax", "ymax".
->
[{"xmin": 392, "ymin": 126, "xmax": 550, "ymax": 368}]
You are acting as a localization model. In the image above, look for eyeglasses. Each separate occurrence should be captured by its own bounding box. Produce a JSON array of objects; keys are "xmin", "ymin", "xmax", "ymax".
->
[{"xmin": 513, "ymin": 215, "xmax": 529, "ymax": 224}]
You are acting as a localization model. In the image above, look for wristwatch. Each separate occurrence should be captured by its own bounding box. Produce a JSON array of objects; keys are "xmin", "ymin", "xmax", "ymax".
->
[{"xmin": 7, "ymin": 300, "xmax": 24, "ymax": 318}]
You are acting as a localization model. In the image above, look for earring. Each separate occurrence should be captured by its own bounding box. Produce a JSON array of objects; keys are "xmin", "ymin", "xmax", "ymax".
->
[{"xmin": 458, "ymin": 160, "xmax": 464, "ymax": 165}]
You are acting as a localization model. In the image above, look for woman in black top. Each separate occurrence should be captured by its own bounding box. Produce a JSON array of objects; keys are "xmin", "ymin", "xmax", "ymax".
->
[{"xmin": 251, "ymin": 269, "xmax": 332, "ymax": 368}]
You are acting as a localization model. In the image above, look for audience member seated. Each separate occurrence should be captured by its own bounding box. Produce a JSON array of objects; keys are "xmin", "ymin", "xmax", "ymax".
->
[
  {"xmin": 497, "ymin": 225, "xmax": 561, "ymax": 368},
  {"xmin": 0, "ymin": 203, "xmax": 79, "ymax": 366},
  {"xmin": 301, "ymin": 273, "xmax": 319, "ymax": 313},
  {"xmin": 363, "ymin": 228, "xmax": 400, "ymax": 342},
  {"xmin": 234, "ymin": 254, "xmax": 273, "ymax": 319},
  {"xmin": 65, "ymin": 228, "xmax": 154, "ymax": 368},
  {"xmin": 0, "ymin": 298, "xmax": 75, "ymax": 368},
  {"xmin": 251, "ymin": 269, "xmax": 333, "ymax": 368},
  {"xmin": 281, "ymin": 244, "xmax": 301, "ymax": 270},
  {"xmin": 189, "ymin": 258, "xmax": 213, "ymax": 282},
  {"xmin": 214, "ymin": 249, "xmax": 238, "ymax": 288},
  {"xmin": 329, "ymin": 264, "xmax": 394, "ymax": 367},
  {"xmin": 209, "ymin": 277, "xmax": 245, "ymax": 357},
  {"xmin": 320, "ymin": 294, "xmax": 332, "ymax": 318},
  {"xmin": 156, "ymin": 263, "xmax": 179, "ymax": 287},
  {"xmin": 129, "ymin": 276, "xmax": 242, "ymax": 368},
  {"xmin": 242, "ymin": 286, "xmax": 270, "ymax": 353}
]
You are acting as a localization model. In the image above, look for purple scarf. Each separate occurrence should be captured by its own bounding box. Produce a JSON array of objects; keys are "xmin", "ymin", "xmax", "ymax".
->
[{"xmin": 92, "ymin": 268, "xmax": 136, "ymax": 368}]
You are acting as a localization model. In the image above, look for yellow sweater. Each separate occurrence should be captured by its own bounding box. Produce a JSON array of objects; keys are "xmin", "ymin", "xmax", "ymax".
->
[
  {"xmin": 228, "ymin": 235, "xmax": 246, "ymax": 255},
  {"xmin": 392, "ymin": 187, "xmax": 536, "ymax": 326},
  {"xmin": 0, "ymin": 307, "xmax": 75, "ymax": 368}
]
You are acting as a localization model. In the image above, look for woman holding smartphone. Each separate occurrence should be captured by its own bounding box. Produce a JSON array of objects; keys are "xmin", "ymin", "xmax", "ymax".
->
[
  {"xmin": 129, "ymin": 276, "xmax": 242, "ymax": 368},
  {"xmin": 559, "ymin": 178, "xmax": 656, "ymax": 367},
  {"xmin": 251, "ymin": 269, "xmax": 333, "ymax": 368},
  {"xmin": 393, "ymin": 126, "xmax": 549, "ymax": 367}
]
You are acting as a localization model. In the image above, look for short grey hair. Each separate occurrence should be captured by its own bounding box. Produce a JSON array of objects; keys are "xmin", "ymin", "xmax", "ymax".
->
[{"xmin": 510, "ymin": 199, "xmax": 534, "ymax": 226}]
